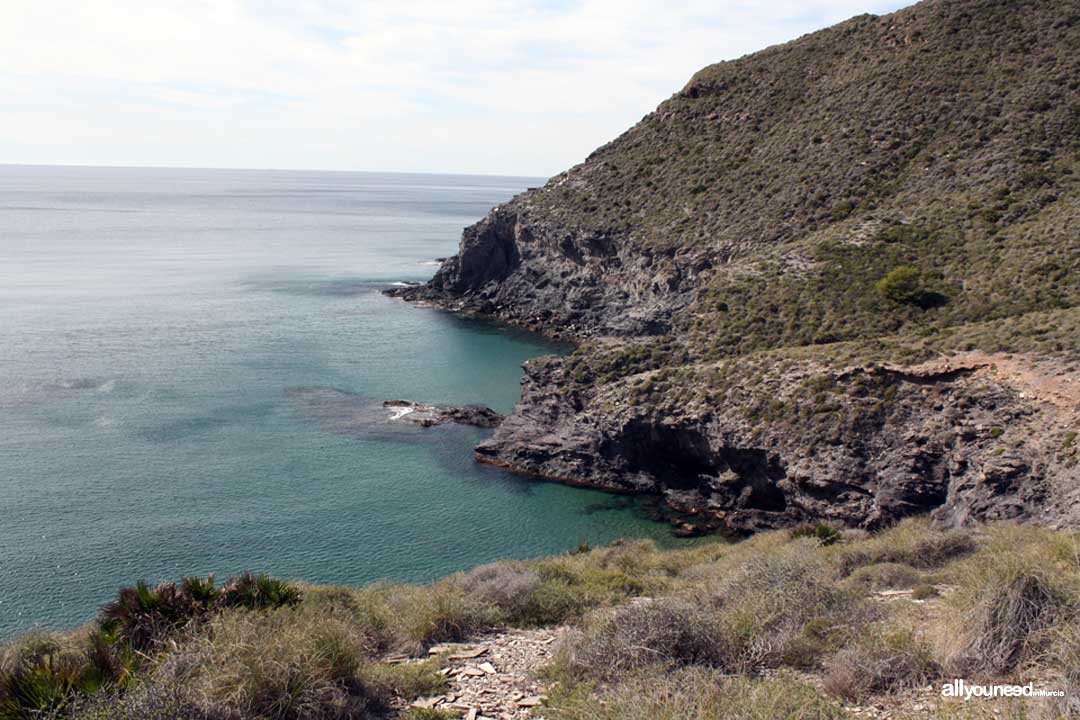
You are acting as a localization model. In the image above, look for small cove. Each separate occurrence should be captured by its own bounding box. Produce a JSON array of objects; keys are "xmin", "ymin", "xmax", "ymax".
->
[{"xmin": 0, "ymin": 165, "xmax": 682, "ymax": 639}]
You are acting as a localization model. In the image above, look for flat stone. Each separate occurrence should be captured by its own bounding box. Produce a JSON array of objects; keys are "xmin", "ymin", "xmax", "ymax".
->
[{"xmin": 449, "ymin": 646, "xmax": 488, "ymax": 659}]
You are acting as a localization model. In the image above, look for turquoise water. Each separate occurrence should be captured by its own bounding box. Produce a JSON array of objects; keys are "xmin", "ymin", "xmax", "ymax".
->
[{"xmin": 0, "ymin": 165, "xmax": 678, "ymax": 639}]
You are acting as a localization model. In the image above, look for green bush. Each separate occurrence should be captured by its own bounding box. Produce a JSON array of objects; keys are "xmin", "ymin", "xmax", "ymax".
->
[
  {"xmin": 0, "ymin": 634, "xmax": 118, "ymax": 720},
  {"xmin": 99, "ymin": 573, "xmax": 300, "ymax": 653},
  {"xmin": 218, "ymin": 572, "xmax": 302, "ymax": 610},
  {"xmin": 791, "ymin": 523, "xmax": 842, "ymax": 546},
  {"xmin": 875, "ymin": 266, "xmax": 925, "ymax": 306}
]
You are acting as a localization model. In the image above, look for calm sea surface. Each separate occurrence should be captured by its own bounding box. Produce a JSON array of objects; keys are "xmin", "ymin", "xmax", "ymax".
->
[{"xmin": 0, "ymin": 165, "xmax": 677, "ymax": 639}]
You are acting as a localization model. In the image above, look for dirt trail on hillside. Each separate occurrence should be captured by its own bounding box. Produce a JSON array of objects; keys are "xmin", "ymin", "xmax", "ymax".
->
[{"xmin": 899, "ymin": 352, "xmax": 1080, "ymax": 420}]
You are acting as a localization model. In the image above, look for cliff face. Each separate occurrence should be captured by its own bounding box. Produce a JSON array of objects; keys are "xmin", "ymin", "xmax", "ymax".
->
[
  {"xmin": 475, "ymin": 351, "xmax": 1080, "ymax": 533},
  {"xmin": 414, "ymin": 207, "xmax": 698, "ymax": 339},
  {"xmin": 397, "ymin": 0, "xmax": 1080, "ymax": 533}
]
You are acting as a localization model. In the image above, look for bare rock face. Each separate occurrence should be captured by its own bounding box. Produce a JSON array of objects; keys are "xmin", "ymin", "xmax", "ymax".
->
[
  {"xmin": 472, "ymin": 355, "xmax": 1078, "ymax": 534},
  {"xmin": 390, "ymin": 207, "xmax": 697, "ymax": 340}
]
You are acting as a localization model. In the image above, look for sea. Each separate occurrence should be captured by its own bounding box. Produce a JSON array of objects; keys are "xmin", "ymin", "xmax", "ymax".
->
[{"xmin": 0, "ymin": 165, "xmax": 678, "ymax": 639}]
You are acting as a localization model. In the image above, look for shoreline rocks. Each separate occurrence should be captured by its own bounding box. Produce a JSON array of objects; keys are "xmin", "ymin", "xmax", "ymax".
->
[{"xmin": 383, "ymin": 400, "xmax": 504, "ymax": 429}]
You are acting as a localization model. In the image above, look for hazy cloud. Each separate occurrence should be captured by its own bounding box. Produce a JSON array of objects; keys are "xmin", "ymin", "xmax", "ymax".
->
[{"xmin": 0, "ymin": 0, "xmax": 910, "ymax": 175}]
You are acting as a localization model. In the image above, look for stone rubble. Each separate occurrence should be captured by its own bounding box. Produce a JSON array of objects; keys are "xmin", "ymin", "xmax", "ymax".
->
[{"xmin": 395, "ymin": 627, "xmax": 564, "ymax": 719}]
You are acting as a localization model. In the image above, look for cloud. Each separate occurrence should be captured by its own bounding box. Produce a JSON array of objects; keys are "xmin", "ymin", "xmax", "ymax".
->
[{"xmin": 0, "ymin": 0, "xmax": 912, "ymax": 175}]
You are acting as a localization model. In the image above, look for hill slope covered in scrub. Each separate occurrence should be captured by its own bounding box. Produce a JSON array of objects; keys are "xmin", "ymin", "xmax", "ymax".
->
[{"xmin": 398, "ymin": 0, "xmax": 1080, "ymax": 534}]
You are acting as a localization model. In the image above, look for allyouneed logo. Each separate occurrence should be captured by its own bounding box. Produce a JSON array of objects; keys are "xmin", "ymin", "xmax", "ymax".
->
[{"xmin": 941, "ymin": 679, "xmax": 1065, "ymax": 699}]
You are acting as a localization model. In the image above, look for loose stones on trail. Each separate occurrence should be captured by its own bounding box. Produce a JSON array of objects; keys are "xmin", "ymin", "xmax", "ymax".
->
[{"xmin": 402, "ymin": 627, "xmax": 563, "ymax": 719}]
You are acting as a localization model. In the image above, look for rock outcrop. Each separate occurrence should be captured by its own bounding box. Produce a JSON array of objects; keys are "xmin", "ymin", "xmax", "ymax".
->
[
  {"xmin": 384, "ymin": 400, "xmax": 503, "ymax": 429},
  {"xmin": 474, "ymin": 354, "xmax": 1079, "ymax": 534},
  {"xmin": 391, "ymin": 207, "xmax": 698, "ymax": 340}
]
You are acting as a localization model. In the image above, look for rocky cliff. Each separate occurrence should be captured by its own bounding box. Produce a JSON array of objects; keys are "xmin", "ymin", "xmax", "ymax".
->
[{"xmin": 395, "ymin": 0, "xmax": 1080, "ymax": 533}]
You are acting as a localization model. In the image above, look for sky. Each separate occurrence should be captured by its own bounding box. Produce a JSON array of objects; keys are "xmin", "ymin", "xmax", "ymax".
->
[{"xmin": 1, "ymin": 0, "xmax": 912, "ymax": 177}]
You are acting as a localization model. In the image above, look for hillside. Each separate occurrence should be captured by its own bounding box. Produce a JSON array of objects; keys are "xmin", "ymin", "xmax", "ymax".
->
[
  {"xmin": 398, "ymin": 0, "xmax": 1080, "ymax": 534},
  {"xmin": 5, "ymin": 3, "xmax": 1080, "ymax": 719}
]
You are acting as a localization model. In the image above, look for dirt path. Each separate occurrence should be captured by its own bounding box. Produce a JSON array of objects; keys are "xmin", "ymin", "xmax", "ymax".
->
[
  {"xmin": 399, "ymin": 627, "xmax": 565, "ymax": 719},
  {"xmin": 898, "ymin": 351, "xmax": 1080, "ymax": 420}
]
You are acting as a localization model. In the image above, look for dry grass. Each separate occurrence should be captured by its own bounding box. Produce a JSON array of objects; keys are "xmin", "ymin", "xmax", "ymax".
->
[
  {"xmin": 844, "ymin": 562, "xmax": 923, "ymax": 592},
  {"xmin": 937, "ymin": 526, "xmax": 1080, "ymax": 678},
  {"xmin": 159, "ymin": 608, "xmax": 375, "ymax": 719},
  {"xmin": 7, "ymin": 521, "xmax": 1080, "ymax": 720},
  {"xmin": 702, "ymin": 540, "xmax": 866, "ymax": 672},
  {"xmin": 560, "ymin": 539, "xmax": 869, "ymax": 683},
  {"xmin": 562, "ymin": 599, "xmax": 726, "ymax": 681},
  {"xmin": 831, "ymin": 518, "xmax": 978, "ymax": 577},
  {"xmin": 543, "ymin": 667, "xmax": 846, "ymax": 720},
  {"xmin": 823, "ymin": 622, "xmax": 939, "ymax": 701}
]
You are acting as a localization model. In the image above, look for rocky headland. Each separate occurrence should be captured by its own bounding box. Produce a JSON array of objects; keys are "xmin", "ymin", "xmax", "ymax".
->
[{"xmin": 391, "ymin": 0, "xmax": 1080, "ymax": 534}]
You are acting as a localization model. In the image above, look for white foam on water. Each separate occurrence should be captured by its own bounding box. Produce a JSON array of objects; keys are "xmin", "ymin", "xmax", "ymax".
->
[{"xmin": 388, "ymin": 406, "xmax": 414, "ymax": 420}]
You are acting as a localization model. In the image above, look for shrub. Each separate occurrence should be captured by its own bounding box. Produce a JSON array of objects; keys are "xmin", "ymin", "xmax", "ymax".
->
[
  {"xmin": 155, "ymin": 607, "xmax": 375, "ymax": 720},
  {"xmin": 219, "ymin": 573, "xmax": 302, "ymax": 610},
  {"xmin": 941, "ymin": 526, "xmax": 1079, "ymax": 677},
  {"xmin": 300, "ymin": 584, "xmax": 399, "ymax": 654},
  {"xmin": 99, "ymin": 580, "xmax": 211, "ymax": 652},
  {"xmin": 845, "ymin": 562, "xmax": 922, "ymax": 592},
  {"xmin": 99, "ymin": 573, "xmax": 300, "ymax": 652},
  {"xmin": 706, "ymin": 541, "xmax": 866, "ymax": 672},
  {"xmin": 460, "ymin": 562, "xmax": 542, "ymax": 623},
  {"xmin": 1046, "ymin": 621, "xmax": 1080, "ymax": 720},
  {"xmin": 833, "ymin": 518, "xmax": 978, "ymax": 577},
  {"xmin": 823, "ymin": 625, "xmax": 940, "ymax": 701},
  {"xmin": 875, "ymin": 265, "xmax": 925, "ymax": 306},
  {"xmin": 356, "ymin": 659, "xmax": 447, "ymax": 702},
  {"xmin": 946, "ymin": 567, "xmax": 1071, "ymax": 675},
  {"xmin": 791, "ymin": 523, "xmax": 842, "ymax": 546},
  {"xmin": 55, "ymin": 681, "xmax": 228, "ymax": 720},
  {"xmin": 391, "ymin": 584, "xmax": 497, "ymax": 651},
  {"xmin": 565, "ymin": 599, "xmax": 726, "ymax": 681},
  {"xmin": 911, "ymin": 583, "xmax": 940, "ymax": 600},
  {"xmin": 0, "ymin": 635, "xmax": 85, "ymax": 719},
  {"xmin": 0, "ymin": 633, "xmax": 123, "ymax": 720},
  {"xmin": 515, "ymin": 543, "xmax": 668, "ymax": 625}
]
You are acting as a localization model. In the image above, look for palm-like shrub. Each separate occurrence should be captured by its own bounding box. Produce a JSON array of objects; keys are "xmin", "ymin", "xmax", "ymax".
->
[
  {"xmin": 0, "ymin": 635, "xmax": 109, "ymax": 720},
  {"xmin": 218, "ymin": 573, "xmax": 302, "ymax": 610},
  {"xmin": 99, "ymin": 580, "xmax": 211, "ymax": 652},
  {"xmin": 99, "ymin": 573, "xmax": 300, "ymax": 654}
]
